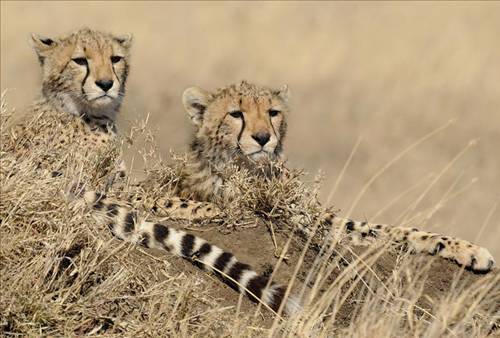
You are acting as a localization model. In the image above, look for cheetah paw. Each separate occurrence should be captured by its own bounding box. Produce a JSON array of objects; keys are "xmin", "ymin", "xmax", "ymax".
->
[
  {"xmin": 451, "ymin": 244, "xmax": 495, "ymax": 273},
  {"xmin": 430, "ymin": 239, "xmax": 495, "ymax": 273}
]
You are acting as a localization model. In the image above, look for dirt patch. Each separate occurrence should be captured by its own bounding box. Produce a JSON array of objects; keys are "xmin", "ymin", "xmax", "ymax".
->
[{"xmin": 146, "ymin": 221, "xmax": 499, "ymax": 330}]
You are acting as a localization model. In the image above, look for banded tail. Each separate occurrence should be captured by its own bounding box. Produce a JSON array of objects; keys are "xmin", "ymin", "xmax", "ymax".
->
[{"xmin": 73, "ymin": 188, "xmax": 301, "ymax": 315}]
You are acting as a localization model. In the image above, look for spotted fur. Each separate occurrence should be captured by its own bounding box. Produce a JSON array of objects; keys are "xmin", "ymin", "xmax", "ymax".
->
[
  {"xmin": 151, "ymin": 197, "xmax": 223, "ymax": 221},
  {"xmin": 323, "ymin": 216, "xmax": 495, "ymax": 273}
]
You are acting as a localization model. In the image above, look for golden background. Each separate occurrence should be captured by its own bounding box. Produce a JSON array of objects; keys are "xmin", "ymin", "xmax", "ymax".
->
[{"xmin": 2, "ymin": 1, "xmax": 499, "ymax": 259}]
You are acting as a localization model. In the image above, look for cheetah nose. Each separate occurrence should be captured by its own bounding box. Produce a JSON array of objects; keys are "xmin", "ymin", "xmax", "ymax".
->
[
  {"xmin": 252, "ymin": 132, "xmax": 271, "ymax": 147},
  {"xmin": 95, "ymin": 79, "xmax": 114, "ymax": 92}
]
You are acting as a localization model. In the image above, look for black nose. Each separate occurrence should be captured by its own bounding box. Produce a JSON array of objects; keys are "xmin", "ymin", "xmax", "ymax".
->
[
  {"xmin": 252, "ymin": 132, "xmax": 271, "ymax": 147},
  {"xmin": 95, "ymin": 79, "xmax": 114, "ymax": 92}
]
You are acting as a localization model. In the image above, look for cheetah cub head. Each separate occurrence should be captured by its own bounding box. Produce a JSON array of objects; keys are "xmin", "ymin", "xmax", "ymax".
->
[
  {"xmin": 30, "ymin": 28, "xmax": 132, "ymax": 119},
  {"xmin": 183, "ymin": 81, "xmax": 290, "ymax": 164}
]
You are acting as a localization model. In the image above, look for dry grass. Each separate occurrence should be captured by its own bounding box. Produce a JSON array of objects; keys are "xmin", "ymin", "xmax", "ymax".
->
[
  {"xmin": 1, "ymin": 94, "xmax": 499, "ymax": 337},
  {"xmin": 2, "ymin": 2, "xmax": 500, "ymax": 336}
]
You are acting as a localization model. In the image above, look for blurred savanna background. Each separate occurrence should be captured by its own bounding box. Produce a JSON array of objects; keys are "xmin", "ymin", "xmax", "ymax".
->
[{"xmin": 1, "ymin": 1, "xmax": 499, "ymax": 259}]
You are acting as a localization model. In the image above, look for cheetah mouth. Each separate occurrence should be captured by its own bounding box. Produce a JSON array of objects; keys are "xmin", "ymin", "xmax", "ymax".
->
[
  {"xmin": 90, "ymin": 94, "xmax": 115, "ymax": 102},
  {"xmin": 85, "ymin": 91, "xmax": 120, "ymax": 103},
  {"xmin": 248, "ymin": 150, "xmax": 272, "ymax": 161}
]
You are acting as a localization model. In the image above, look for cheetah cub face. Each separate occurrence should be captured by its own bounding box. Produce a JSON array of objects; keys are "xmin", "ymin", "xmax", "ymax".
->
[
  {"xmin": 31, "ymin": 28, "xmax": 132, "ymax": 118},
  {"xmin": 183, "ymin": 81, "xmax": 290, "ymax": 163}
]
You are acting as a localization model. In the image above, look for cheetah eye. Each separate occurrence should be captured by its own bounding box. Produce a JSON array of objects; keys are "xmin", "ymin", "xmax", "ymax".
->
[
  {"xmin": 269, "ymin": 109, "xmax": 281, "ymax": 117},
  {"xmin": 72, "ymin": 57, "xmax": 88, "ymax": 66},
  {"xmin": 111, "ymin": 56, "xmax": 123, "ymax": 64},
  {"xmin": 229, "ymin": 110, "xmax": 243, "ymax": 119}
]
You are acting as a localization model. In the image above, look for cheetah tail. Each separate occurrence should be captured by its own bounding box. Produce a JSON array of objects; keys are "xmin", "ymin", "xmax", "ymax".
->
[{"xmin": 75, "ymin": 188, "xmax": 302, "ymax": 316}]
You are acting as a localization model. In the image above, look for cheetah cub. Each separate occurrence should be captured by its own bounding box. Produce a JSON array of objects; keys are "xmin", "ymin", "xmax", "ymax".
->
[
  {"xmin": 82, "ymin": 81, "xmax": 495, "ymax": 276},
  {"xmin": 3, "ymin": 28, "xmax": 132, "ymax": 183}
]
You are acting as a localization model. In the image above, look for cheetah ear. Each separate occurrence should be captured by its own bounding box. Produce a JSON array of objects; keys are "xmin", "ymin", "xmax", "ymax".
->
[
  {"xmin": 115, "ymin": 33, "xmax": 133, "ymax": 48},
  {"xmin": 30, "ymin": 33, "xmax": 58, "ymax": 55},
  {"xmin": 183, "ymin": 86, "xmax": 209, "ymax": 127},
  {"xmin": 275, "ymin": 84, "xmax": 291, "ymax": 102}
]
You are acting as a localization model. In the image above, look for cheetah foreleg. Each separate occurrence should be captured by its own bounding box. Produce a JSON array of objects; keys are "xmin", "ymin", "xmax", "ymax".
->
[
  {"xmin": 328, "ymin": 216, "xmax": 495, "ymax": 273},
  {"xmin": 151, "ymin": 196, "xmax": 223, "ymax": 222}
]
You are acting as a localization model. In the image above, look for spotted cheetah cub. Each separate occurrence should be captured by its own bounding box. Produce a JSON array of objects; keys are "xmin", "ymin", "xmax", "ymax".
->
[
  {"xmin": 3, "ymin": 28, "xmax": 131, "ymax": 182},
  {"xmin": 171, "ymin": 81, "xmax": 496, "ymax": 273},
  {"xmin": 81, "ymin": 81, "xmax": 494, "ymax": 278}
]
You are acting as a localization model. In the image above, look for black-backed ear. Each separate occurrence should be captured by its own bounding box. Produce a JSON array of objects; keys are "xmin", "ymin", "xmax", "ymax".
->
[
  {"xmin": 275, "ymin": 84, "xmax": 291, "ymax": 103},
  {"xmin": 30, "ymin": 33, "xmax": 57, "ymax": 56},
  {"xmin": 115, "ymin": 33, "xmax": 133, "ymax": 48},
  {"xmin": 182, "ymin": 86, "xmax": 209, "ymax": 127}
]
